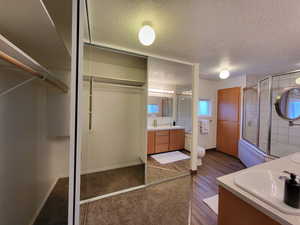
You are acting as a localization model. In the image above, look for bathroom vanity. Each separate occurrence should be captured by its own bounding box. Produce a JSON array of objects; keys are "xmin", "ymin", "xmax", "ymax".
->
[
  {"xmin": 217, "ymin": 153, "xmax": 300, "ymax": 225},
  {"xmin": 147, "ymin": 126, "xmax": 185, "ymax": 155}
]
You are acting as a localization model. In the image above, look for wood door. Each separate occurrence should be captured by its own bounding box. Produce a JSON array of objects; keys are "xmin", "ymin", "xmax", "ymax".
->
[
  {"xmin": 169, "ymin": 129, "xmax": 185, "ymax": 150},
  {"xmin": 217, "ymin": 87, "xmax": 240, "ymax": 157},
  {"xmin": 147, "ymin": 131, "xmax": 156, "ymax": 154}
]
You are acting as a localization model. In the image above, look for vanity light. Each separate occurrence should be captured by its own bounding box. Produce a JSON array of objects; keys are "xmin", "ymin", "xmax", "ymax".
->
[
  {"xmin": 182, "ymin": 90, "xmax": 192, "ymax": 96},
  {"xmin": 148, "ymin": 88, "xmax": 174, "ymax": 94},
  {"xmin": 296, "ymin": 77, "xmax": 300, "ymax": 85},
  {"xmin": 219, "ymin": 70, "xmax": 230, "ymax": 79},
  {"xmin": 138, "ymin": 25, "xmax": 155, "ymax": 46}
]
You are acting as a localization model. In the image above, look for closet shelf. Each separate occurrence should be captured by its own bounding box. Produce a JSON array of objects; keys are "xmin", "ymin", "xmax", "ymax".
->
[{"xmin": 0, "ymin": 35, "xmax": 69, "ymax": 93}]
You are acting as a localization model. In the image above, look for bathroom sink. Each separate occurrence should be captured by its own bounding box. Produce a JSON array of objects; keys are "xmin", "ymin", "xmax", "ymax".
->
[{"xmin": 234, "ymin": 170, "xmax": 300, "ymax": 215}]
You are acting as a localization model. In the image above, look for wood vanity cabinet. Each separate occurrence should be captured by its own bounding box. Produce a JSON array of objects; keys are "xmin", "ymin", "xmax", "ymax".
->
[
  {"xmin": 147, "ymin": 129, "xmax": 185, "ymax": 154},
  {"xmin": 155, "ymin": 130, "xmax": 170, "ymax": 153},
  {"xmin": 169, "ymin": 129, "xmax": 185, "ymax": 150},
  {"xmin": 219, "ymin": 187, "xmax": 281, "ymax": 225},
  {"xmin": 147, "ymin": 131, "xmax": 156, "ymax": 154}
]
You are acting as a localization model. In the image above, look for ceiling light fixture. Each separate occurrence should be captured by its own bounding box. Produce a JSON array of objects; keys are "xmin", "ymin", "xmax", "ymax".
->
[
  {"xmin": 138, "ymin": 25, "xmax": 155, "ymax": 46},
  {"xmin": 219, "ymin": 70, "xmax": 230, "ymax": 79},
  {"xmin": 296, "ymin": 77, "xmax": 300, "ymax": 85}
]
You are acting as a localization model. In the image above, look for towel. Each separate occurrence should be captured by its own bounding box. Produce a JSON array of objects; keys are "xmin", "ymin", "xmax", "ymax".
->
[{"xmin": 200, "ymin": 119, "xmax": 209, "ymax": 134}]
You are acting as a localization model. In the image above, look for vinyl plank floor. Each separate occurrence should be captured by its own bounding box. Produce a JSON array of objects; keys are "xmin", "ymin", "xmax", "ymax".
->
[{"xmin": 191, "ymin": 150, "xmax": 245, "ymax": 225}]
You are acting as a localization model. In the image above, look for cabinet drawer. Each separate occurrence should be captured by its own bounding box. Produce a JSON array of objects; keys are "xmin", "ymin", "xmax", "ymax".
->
[
  {"xmin": 155, "ymin": 144, "xmax": 169, "ymax": 153},
  {"xmin": 171, "ymin": 129, "xmax": 185, "ymax": 134},
  {"xmin": 156, "ymin": 130, "xmax": 169, "ymax": 136},
  {"xmin": 156, "ymin": 135, "xmax": 169, "ymax": 144}
]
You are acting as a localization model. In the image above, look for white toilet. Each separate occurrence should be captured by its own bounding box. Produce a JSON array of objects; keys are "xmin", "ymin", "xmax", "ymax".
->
[
  {"xmin": 197, "ymin": 146, "xmax": 206, "ymax": 166},
  {"xmin": 184, "ymin": 132, "xmax": 206, "ymax": 166}
]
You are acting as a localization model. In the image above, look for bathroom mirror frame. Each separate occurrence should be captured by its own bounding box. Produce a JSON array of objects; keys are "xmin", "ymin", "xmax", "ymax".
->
[{"xmin": 274, "ymin": 87, "xmax": 300, "ymax": 121}]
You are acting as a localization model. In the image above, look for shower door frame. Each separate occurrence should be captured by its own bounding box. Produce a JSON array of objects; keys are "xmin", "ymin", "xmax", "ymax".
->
[{"xmin": 242, "ymin": 69, "xmax": 300, "ymax": 158}]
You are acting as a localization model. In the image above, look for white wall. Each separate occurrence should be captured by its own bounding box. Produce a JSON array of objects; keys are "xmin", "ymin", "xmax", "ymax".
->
[
  {"xmin": 0, "ymin": 72, "xmax": 70, "ymax": 225},
  {"xmin": 81, "ymin": 82, "xmax": 146, "ymax": 174},
  {"xmin": 198, "ymin": 75, "xmax": 244, "ymax": 149},
  {"xmin": 198, "ymin": 79, "xmax": 217, "ymax": 149}
]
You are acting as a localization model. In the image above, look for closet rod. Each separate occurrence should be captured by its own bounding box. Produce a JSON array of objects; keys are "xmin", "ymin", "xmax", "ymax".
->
[
  {"xmin": 83, "ymin": 75, "xmax": 145, "ymax": 88},
  {"xmin": 0, "ymin": 50, "xmax": 68, "ymax": 93}
]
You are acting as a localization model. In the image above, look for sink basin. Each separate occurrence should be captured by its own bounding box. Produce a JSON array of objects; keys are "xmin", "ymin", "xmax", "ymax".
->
[{"xmin": 234, "ymin": 170, "xmax": 300, "ymax": 215}]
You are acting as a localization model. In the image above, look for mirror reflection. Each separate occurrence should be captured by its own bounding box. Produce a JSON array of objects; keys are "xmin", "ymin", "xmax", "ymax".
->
[
  {"xmin": 146, "ymin": 57, "xmax": 192, "ymax": 184},
  {"xmin": 275, "ymin": 88, "xmax": 300, "ymax": 120},
  {"xmin": 148, "ymin": 96, "xmax": 173, "ymax": 118}
]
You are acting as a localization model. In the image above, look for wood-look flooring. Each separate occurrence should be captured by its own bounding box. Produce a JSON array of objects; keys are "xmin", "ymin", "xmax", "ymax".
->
[{"xmin": 191, "ymin": 150, "xmax": 245, "ymax": 225}]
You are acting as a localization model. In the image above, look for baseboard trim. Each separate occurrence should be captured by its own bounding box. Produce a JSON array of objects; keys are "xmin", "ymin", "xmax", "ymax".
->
[{"xmin": 29, "ymin": 178, "xmax": 58, "ymax": 225}]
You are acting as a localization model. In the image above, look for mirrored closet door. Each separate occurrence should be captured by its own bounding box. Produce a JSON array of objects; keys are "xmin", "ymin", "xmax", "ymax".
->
[
  {"xmin": 80, "ymin": 43, "xmax": 147, "ymax": 201},
  {"xmin": 146, "ymin": 57, "xmax": 192, "ymax": 184}
]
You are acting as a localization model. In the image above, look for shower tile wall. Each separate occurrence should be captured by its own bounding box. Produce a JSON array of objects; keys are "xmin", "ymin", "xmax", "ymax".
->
[{"xmin": 271, "ymin": 72, "xmax": 300, "ymax": 157}]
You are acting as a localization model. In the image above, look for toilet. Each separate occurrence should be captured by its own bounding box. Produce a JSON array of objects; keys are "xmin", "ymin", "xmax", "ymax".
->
[
  {"xmin": 184, "ymin": 132, "xmax": 206, "ymax": 166},
  {"xmin": 197, "ymin": 146, "xmax": 206, "ymax": 166}
]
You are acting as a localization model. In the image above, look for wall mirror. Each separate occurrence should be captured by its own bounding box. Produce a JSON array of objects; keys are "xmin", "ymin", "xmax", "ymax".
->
[
  {"xmin": 147, "ymin": 96, "xmax": 173, "ymax": 117},
  {"xmin": 275, "ymin": 87, "xmax": 300, "ymax": 121}
]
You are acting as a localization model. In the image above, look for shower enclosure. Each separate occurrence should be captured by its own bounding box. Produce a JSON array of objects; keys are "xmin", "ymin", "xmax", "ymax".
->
[{"xmin": 242, "ymin": 70, "xmax": 300, "ymax": 161}]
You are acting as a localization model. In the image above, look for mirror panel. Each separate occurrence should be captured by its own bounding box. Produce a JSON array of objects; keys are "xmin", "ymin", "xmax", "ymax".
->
[
  {"xmin": 146, "ymin": 57, "xmax": 192, "ymax": 185},
  {"xmin": 80, "ymin": 44, "xmax": 147, "ymax": 200},
  {"xmin": 147, "ymin": 96, "xmax": 173, "ymax": 118}
]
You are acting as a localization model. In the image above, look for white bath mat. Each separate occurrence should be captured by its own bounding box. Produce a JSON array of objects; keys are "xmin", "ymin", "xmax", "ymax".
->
[
  {"xmin": 203, "ymin": 195, "xmax": 219, "ymax": 215},
  {"xmin": 150, "ymin": 151, "xmax": 190, "ymax": 164}
]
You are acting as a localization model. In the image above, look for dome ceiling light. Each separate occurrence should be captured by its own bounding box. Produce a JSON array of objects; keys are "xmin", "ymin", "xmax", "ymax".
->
[
  {"xmin": 138, "ymin": 25, "xmax": 155, "ymax": 46},
  {"xmin": 219, "ymin": 70, "xmax": 230, "ymax": 79}
]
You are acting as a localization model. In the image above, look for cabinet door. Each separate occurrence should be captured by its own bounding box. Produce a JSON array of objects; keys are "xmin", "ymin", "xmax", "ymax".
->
[
  {"xmin": 147, "ymin": 131, "xmax": 155, "ymax": 154},
  {"xmin": 169, "ymin": 129, "xmax": 185, "ymax": 151},
  {"xmin": 155, "ymin": 130, "xmax": 170, "ymax": 153}
]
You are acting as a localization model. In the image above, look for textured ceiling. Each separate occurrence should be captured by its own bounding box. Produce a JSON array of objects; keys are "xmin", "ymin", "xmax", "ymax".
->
[{"xmin": 85, "ymin": 0, "xmax": 300, "ymax": 79}]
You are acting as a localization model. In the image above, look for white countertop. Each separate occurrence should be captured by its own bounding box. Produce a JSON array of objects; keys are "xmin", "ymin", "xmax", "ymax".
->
[
  {"xmin": 147, "ymin": 125, "xmax": 184, "ymax": 131},
  {"xmin": 217, "ymin": 153, "xmax": 300, "ymax": 225}
]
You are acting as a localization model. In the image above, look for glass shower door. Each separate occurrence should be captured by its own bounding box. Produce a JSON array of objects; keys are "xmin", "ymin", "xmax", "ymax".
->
[
  {"xmin": 258, "ymin": 78, "xmax": 270, "ymax": 153},
  {"xmin": 270, "ymin": 72, "xmax": 300, "ymax": 157},
  {"xmin": 242, "ymin": 85, "xmax": 258, "ymax": 145}
]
